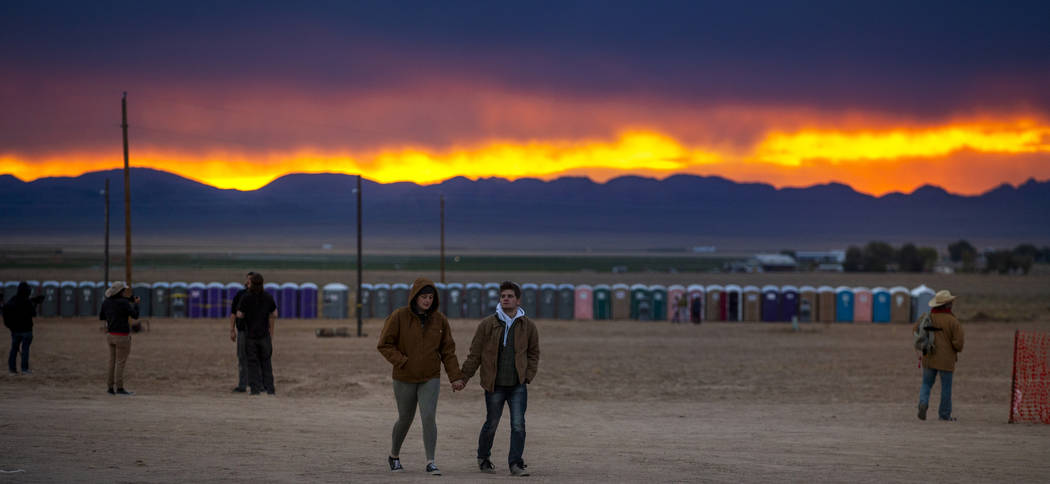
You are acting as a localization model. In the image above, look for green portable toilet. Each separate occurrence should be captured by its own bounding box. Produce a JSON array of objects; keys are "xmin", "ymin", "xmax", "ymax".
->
[
  {"xmin": 77, "ymin": 281, "xmax": 96, "ymax": 317},
  {"xmin": 538, "ymin": 284, "xmax": 557, "ymax": 319},
  {"xmin": 94, "ymin": 281, "xmax": 106, "ymax": 313},
  {"xmin": 391, "ymin": 283, "xmax": 410, "ymax": 309},
  {"xmin": 152, "ymin": 282, "xmax": 171, "ymax": 317},
  {"xmin": 133, "ymin": 283, "xmax": 152, "ymax": 318},
  {"xmin": 557, "ymin": 283, "xmax": 575, "ymax": 320},
  {"xmin": 483, "ymin": 282, "xmax": 500, "ymax": 315},
  {"xmin": 521, "ymin": 283, "xmax": 538, "ymax": 316},
  {"xmin": 41, "ymin": 281, "xmax": 59, "ymax": 317},
  {"xmin": 322, "ymin": 283, "xmax": 349, "ymax": 319},
  {"xmin": 592, "ymin": 284, "xmax": 612, "ymax": 320},
  {"xmin": 649, "ymin": 285, "xmax": 667, "ymax": 321},
  {"xmin": 59, "ymin": 281, "xmax": 77, "ymax": 317},
  {"xmin": 465, "ymin": 283, "xmax": 483, "ymax": 318},
  {"xmin": 445, "ymin": 283, "xmax": 463, "ymax": 318},
  {"xmin": 630, "ymin": 284, "xmax": 652, "ymax": 321},
  {"xmin": 358, "ymin": 283, "xmax": 374, "ymax": 319}
]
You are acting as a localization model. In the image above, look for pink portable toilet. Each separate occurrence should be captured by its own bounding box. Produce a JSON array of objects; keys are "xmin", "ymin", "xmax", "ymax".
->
[
  {"xmin": 667, "ymin": 285, "xmax": 686, "ymax": 322},
  {"xmin": 574, "ymin": 284, "xmax": 593, "ymax": 320},
  {"xmin": 853, "ymin": 286, "xmax": 873, "ymax": 323}
]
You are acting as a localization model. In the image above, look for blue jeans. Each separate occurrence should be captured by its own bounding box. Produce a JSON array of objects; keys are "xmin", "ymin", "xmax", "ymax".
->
[
  {"xmin": 919, "ymin": 368, "xmax": 953, "ymax": 420},
  {"xmin": 9, "ymin": 332, "xmax": 33, "ymax": 373},
  {"xmin": 478, "ymin": 384, "xmax": 527, "ymax": 468}
]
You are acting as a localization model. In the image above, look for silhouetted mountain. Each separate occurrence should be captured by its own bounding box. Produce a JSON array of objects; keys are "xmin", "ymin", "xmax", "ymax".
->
[{"xmin": 1, "ymin": 169, "xmax": 1048, "ymax": 247}]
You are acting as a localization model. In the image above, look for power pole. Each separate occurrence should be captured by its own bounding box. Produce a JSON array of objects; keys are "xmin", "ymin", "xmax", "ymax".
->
[
  {"xmin": 103, "ymin": 179, "xmax": 110, "ymax": 286},
  {"xmin": 356, "ymin": 174, "xmax": 363, "ymax": 337},
  {"xmin": 121, "ymin": 92, "xmax": 132, "ymax": 285},
  {"xmin": 440, "ymin": 194, "xmax": 445, "ymax": 284}
]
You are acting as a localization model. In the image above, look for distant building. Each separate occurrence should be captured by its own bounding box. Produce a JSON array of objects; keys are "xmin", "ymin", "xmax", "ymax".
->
[
  {"xmin": 796, "ymin": 250, "xmax": 845, "ymax": 272},
  {"xmin": 750, "ymin": 253, "xmax": 798, "ymax": 272}
]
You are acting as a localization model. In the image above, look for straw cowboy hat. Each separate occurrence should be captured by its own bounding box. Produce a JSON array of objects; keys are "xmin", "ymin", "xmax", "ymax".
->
[
  {"xmin": 928, "ymin": 289, "xmax": 957, "ymax": 307},
  {"xmin": 105, "ymin": 281, "xmax": 128, "ymax": 298}
]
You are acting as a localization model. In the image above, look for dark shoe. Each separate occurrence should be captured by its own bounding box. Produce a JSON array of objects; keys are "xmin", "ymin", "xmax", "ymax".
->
[
  {"xmin": 510, "ymin": 462, "xmax": 529, "ymax": 476},
  {"xmin": 478, "ymin": 458, "xmax": 495, "ymax": 473},
  {"xmin": 116, "ymin": 388, "xmax": 135, "ymax": 396},
  {"xmin": 425, "ymin": 462, "xmax": 441, "ymax": 476},
  {"xmin": 21, "ymin": 369, "xmax": 31, "ymax": 375},
  {"xmin": 388, "ymin": 456, "xmax": 403, "ymax": 472},
  {"xmin": 266, "ymin": 391, "xmax": 276, "ymax": 395},
  {"xmin": 107, "ymin": 388, "xmax": 116, "ymax": 395},
  {"xmin": 232, "ymin": 387, "xmax": 247, "ymax": 393},
  {"xmin": 939, "ymin": 416, "xmax": 957, "ymax": 422},
  {"xmin": 249, "ymin": 391, "xmax": 261, "ymax": 395},
  {"xmin": 917, "ymin": 403, "xmax": 928, "ymax": 421}
]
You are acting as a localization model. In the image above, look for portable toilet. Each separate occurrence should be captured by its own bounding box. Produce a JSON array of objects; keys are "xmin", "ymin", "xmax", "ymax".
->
[
  {"xmin": 4, "ymin": 281, "xmax": 18, "ymax": 303},
  {"xmin": 444, "ymin": 283, "xmax": 463, "ymax": 318},
  {"xmin": 465, "ymin": 283, "xmax": 484, "ymax": 318},
  {"xmin": 298, "ymin": 282, "xmax": 318, "ymax": 319},
  {"xmin": 780, "ymin": 285, "xmax": 799, "ymax": 322},
  {"xmin": 574, "ymin": 284, "xmax": 593, "ymax": 320},
  {"xmin": 321, "ymin": 283, "xmax": 348, "ymax": 319},
  {"xmin": 373, "ymin": 283, "xmax": 391, "ymax": 317},
  {"xmin": 279, "ymin": 282, "xmax": 299, "ymax": 318},
  {"xmin": 647, "ymin": 285, "xmax": 666, "ymax": 321},
  {"xmin": 742, "ymin": 285, "xmax": 761, "ymax": 321},
  {"xmin": 484, "ymin": 283, "xmax": 501, "ymax": 315},
  {"xmin": 611, "ymin": 284, "xmax": 630, "ymax": 320},
  {"xmin": 26, "ymin": 281, "xmax": 41, "ymax": 313},
  {"xmin": 629, "ymin": 284, "xmax": 652, "ymax": 321},
  {"xmin": 187, "ymin": 283, "xmax": 206, "ymax": 318},
  {"xmin": 520, "ymin": 283, "xmax": 538, "ymax": 317},
  {"xmin": 59, "ymin": 281, "xmax": 77, "ymax": 317},
  {"xmin": 263, "ymin": 283, "xmax": 280, "ymax": 304},
  {"xmin": 760, "ymin": 285, "xmax": 779, "ymax": 322},
  {"xmin": 359, "ymin": 283, "xmax": 374, "ymax": 318},
  {"xmin": 817, "ymin": 286, "xmax": 836, "ymax": 322},
  {"xmin": 911, "ymin": 285, "xmax": 935, "ymax": 321},
  {"xmin": 705, "ymin": 284, "xmax": 724, "ymax": 321},
  {"xmin": 667, "ymin": 285, "xmax": 686, "ymax": 322},
  {"xmin": 890, "ymin": 286, "xmax": 911, "ymax": 323},
  {"xmin": 40, "ymin": 281, "xmax": 59, "ymax": 317},
  {"xmin": 223, "ymin": 282, "xmax": 242, "ymax": 317},
  {"xmin": 687, "ymin": 284, "xmax": 704, "ymax": 323},
  {"xmin": 556, "ymin": 284, "xmax": 575, "ymax": 320},
  {"xmin": 835, "ymin": 286, "xmax": 854, "ymax": 322},
  {"xmin": 170, "ymin": 282, "xmax": 188, "ymax": 318},
  {"xmin": 77, "ymin": 280, "xmax": 97, "ymax": 317},
  {"xmin": 799, "ymin": 286, "xmax": 817, "ymax": 323},
  {"xmin": 205, "ymin": 282, "xmax": 224, "ymax": 318},
  {"xmin": 592, "ymin": 284, "xmax": 611, "ymax": 320},
  {"xmin": 133, "ymin": 283, "xmax": 153, "ymax": 318},
  {"xmin": 538, "ymin": 284, "xmax": 557, "ymax": 319},
  {"xmin": 871, "ymin": 287, "xmax": 891, "ymax": 323},
  {"xmin": 391, "ymin": 283, "xmax": 410, "ymax": 309},
  {"xmin": 724, "ymin": 284, "xmax": 742, "ymax": 322},
  {"xmin": 435, "ymin": 283, "xmax": 448, "ymax": 314},
  {"xmin": 853, "ymin": 286, "xmax": 873, "ymax": 323},
  {"xmin": 151, "ymin": 282, "xmax": 171, "ymax": 318}
]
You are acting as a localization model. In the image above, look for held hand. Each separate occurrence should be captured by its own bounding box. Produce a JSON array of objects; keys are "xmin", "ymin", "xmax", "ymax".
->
[
  {"xmin": 451, "ymin": 380, "xmax": 465, "ymax": 392},
  {"xmin": 230, "ymin": 328, "xmax": 237, "ymax": 342},
  {"xmin": 133, "ymin": 296, "xmax": 141, "ymax": 303}
]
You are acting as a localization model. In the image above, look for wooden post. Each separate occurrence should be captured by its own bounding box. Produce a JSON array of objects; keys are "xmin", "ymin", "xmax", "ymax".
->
[{"xmin": 121, "ymin": 92, "xmax": 132, "ymax": 285}]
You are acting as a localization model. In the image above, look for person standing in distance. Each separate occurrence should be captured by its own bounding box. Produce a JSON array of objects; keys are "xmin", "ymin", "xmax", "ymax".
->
[
  {"xmin": 229, "ymin": 272, "xmax": 256, "ymax": 393},
  {"xmin": 913, "ymin": 289, "xmax": 965, "ymax": 421},
  {"xmin": 99, "ymin": 282, "xmax": 140, "ymax": 395},
  {"xmin": 4, "ymin": 282, "xmax": 44, "ymax": 375},
  {"xmin": 377, "ymin": 277, "xmax": 465, "ymax": 476},
  {"xmin": 236, "ymin": 273, "xmax": 278, "ymax": 395},
  {"xmin": 460, "ymin": 281, "xmax": 540, "ymax": 477}
]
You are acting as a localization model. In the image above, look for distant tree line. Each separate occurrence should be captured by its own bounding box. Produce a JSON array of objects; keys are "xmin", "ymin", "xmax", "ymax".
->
[
  {"xmin": 843, "ymin": 240, "xmax": 1050, "ymax": 274},
  {"xmin": 947, "ymin": 240, "xmax": 1049, "ymax": 274},
  {"xmin": 843, "ymin": 242, "xmax": 939, "ymax": 272}
]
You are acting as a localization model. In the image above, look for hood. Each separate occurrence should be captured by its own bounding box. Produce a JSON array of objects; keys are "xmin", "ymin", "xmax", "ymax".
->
[
  {"xmin": 409, "ymin": 277, "xmax": 439, "ymax": 312},
  {"xmin": 15, "ymin": 282, "xmax": 31, "ymax": 298}
]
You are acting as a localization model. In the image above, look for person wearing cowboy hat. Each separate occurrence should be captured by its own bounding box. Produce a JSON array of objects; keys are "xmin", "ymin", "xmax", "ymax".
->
[
  {"xmin": 99, "ymin": 281, "xmax": 140, "ymax": 396},
  {"xmin": 912, "ymin": 289, "xmax": 965, "ymax": 421}
]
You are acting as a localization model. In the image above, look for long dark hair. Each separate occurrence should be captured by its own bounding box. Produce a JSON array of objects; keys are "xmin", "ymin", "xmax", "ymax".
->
[{"xmin": 249, "ymin": 273, "xmax": 264, "ymax": 293}]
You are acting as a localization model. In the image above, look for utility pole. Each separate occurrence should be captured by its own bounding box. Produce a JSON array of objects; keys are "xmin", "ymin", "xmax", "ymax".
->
[
  {"xmin": 356, "ymin": 174, "xmax": 363, "ymax": 337},
  {"xmin": 440, "ymin": 194, "xmax": 445, "ymax": 283},
  {"xmin": 121, "ymin": 92, "xmax": 132, "ymax": 285},
  {"xmin": 103, "ymin": 179, "xmax": 110, "ymax": 286}
]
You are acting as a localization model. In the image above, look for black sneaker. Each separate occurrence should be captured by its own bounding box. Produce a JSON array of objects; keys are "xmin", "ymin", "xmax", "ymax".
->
[
  {"xmin": 425, "ymin": 462, "xmax": 441, "ymax": 476},
  {"xmin": 116, "ymin": 388, "xmax": 135, "ymax": 396},
  {"xmin": 510, "ymin": 462, "xmax": 529, "ymax": 477},
  {"xmin": 232, "ymin": 387, "xmax": 247, "ymax": 393},
  {"xmin": 478, "ymin": 458, "xmax": 495, "ymax": 473},
  {"xmin": 918, "ymin": 403, "xmax": 928, "ymax": 421},
  {"xmin": 388, "ymin": 456, "xmax": 403, "ymax": 472},
  {"xmin": 107, "ymin": 388, "xmax": 116, "ymax": 395}
]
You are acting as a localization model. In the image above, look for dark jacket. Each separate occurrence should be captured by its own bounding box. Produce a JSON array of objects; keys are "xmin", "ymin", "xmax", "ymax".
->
[
  {"xmin": 237, "ymin": 290, "xmax": 277, "ymax": 339},
  {"xmin": 99, "ymin": 295, "xmax": 140, "ymax": 334},
  {"xmin": 3, "ymin": 282, "xmax": 36, "ymax": 333},
  {"xmin": 377, "ymin": 278, "xmax": 463, "ymax": 383},
  {"xmin": 230, "ymin": 288, "xmax": 248, "ymax": 331},
  {"xmin": 461, "ymin": 311, "xmax": 540, "ymax": 392}
]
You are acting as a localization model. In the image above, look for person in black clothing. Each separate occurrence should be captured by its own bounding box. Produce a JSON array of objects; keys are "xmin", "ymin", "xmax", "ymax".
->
[
  {"xmin": 99, "ymin": 281, "xmax": 140, "ymax": 395},
  {"xmin": 229, "ymin": 272, "xmax": 256, "ymax": 393},
  {"xmin": 3, "ymin": 282, "xmax": 44, "ymax": 375},
  {"xmin": 236, "ymin": 273, "xmax": 278, "ymax": 395}
]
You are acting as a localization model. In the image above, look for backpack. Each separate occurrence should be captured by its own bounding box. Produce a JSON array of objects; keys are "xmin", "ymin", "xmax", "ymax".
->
[{"xmin": 913, "ymin": 311, "xmax": 938, "ymax": 355}]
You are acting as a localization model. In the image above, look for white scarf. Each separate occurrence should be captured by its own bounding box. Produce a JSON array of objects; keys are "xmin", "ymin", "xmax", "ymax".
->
[{"xmin": 495, "ymin": 306, "xmax": 524, "ymax": 346}]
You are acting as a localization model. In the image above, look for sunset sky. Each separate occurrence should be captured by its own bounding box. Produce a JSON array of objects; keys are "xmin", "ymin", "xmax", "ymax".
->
[{"xmin": 2, "ymin": 1, "xmax": 1049, "ymax": 196}]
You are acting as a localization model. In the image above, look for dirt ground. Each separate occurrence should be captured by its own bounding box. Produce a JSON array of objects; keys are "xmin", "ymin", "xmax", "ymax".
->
[{"xmin": 2, "ymin": 313, "xmax": 1049, "ymax": 483}]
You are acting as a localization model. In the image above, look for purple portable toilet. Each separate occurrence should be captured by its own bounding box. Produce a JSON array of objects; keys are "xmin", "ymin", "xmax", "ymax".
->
[
  {"xmin": 279, "ymin": 282, "xmax": 299, "ymax": 318},
  {"xmin": 224, "ymin": 282, "xmax": 242, "ymax": 317},
  {"xmin": 780, "ymin": 285, "xmax": 800, "ymax": 322},
  {"xmin": 206, "ymin": 282, "xmax": 224, "ymax": 318},
  {"xmin": 264, "ymin": 283, "xmax": 279, "ymax": 303},
  {"xmin": 761, "ymin": 285, "xmax": 779, "ymax": 322},
  {"xmin": 299, "ymin": 283, "xmax": 318, "ymax": 319},
  {"xmin": 187, "ymin": 282, "xmax": 206, "ymax": 318}
]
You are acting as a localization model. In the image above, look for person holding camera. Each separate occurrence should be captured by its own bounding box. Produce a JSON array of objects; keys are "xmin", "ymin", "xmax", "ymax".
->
[
  {"xmin": 99, "ymin": 281, "xmax": 140, "ymax": 396},
  {"xmin": 3, "ymin": 282, "xmax": 44, "ymax": 375}
]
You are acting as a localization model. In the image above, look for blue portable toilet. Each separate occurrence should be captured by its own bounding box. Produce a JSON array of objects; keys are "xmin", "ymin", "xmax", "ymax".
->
[
  {"xmin": 391, "ymin": 283, "xmax": 410, "ymax": 309},
  {"xmin": 152, "ymin": 282, "xmax": 171, "ymax": 318},
  {"xmin": 223, "ymin": 282, "xmax": 242, "ymax": 317},
  {"xmin": 760, "ymin": 285, "xmax": 779, "ymax": 322},
  {"xmin": 59, "ymin": 281, "xmax": 77, "ymax": 317},
  {"xmin": 188, "ymin": 283, "xmax": 206, "ymax": 318},
  {"xmin": 3, "ymin": 281, "xmax": 18, "ymax": 303},
  {"xmin": 483, "ymin": 283, "xmax": 500, "ymax": 315},
  {"xmin": 780, "ymin": 285, "xmax": 799, "ymax": 322},
  {"xmin": 263, "ymin": 283, "xmax": 279, "ymax": 304},
  {"xmin": 206, "ymin": 282, "xmax": 224, "ymax": 318},
  {"xmin": 322, "ymin": 283, "xmax": 349, "ymax": 319},
  {"xmin": 629, "ymin": 284, "xmax": 652, "ymax": 321},
  {"xmin": 373, "ymin": 283, "xmax": 392, "ymax": 317},
  {"xmin": 77, "ymin": 281, "xmax": 97, "ymax": 317},
  {"xmin": 445, "ymin": 283, "xmax": 463, "ymax": 318},
  {"xmin": 299, "ymin": 282, "xmax": 318, "ymax": 319},
  {"xmin": 435, "ymin": 282, "xmax": 448, "ymax": 312},
  {"xmin": 279, "ymin": 282, "xmax": 299, "ymax": 318},
  {"xmin": 911, "ymin": 285, "xmax": 935, "ymax": 322},
  {"xmin": 170, "ymin": 282, "xmax": 188, "ymax": 318},
  {"xmin": 539, "ymin": 284, "xmax": 557, "ymax": 319},
  {"xmin": 133, "ymin": 283, "xmax": 152, "ymax": 318},
  {"xmin": 358, "ymin": 283, "xmax": 373, "ymax": 318},
  {"xmin": 93, "ymin": 281, "xmax": 106, "ymax": 313},
  {"xmin": 40, "ymin": 281, "xmax": 59, "ymax": 317},
  {"xmin": 558, "ymin": 283, "xmax": 576, "ymax": 320},
  {"xmin": 835, "ymin": 286, "xmax": 854, "ymax": 322},
  {"xmin": 872, "ymin": 287, "xmax": 891, "ymax": 323},
  {"xmin": 521, "ymin": 283, "xmax": 538, "ymax": 316}
]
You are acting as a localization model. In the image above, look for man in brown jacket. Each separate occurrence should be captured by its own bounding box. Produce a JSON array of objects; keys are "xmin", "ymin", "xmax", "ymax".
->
[
  {"xmin": 377, "ymin": 278, "xmax": 464, "ymax": 476},
  {"xmin": 913, "ymin": 289, "xmax": 965, "ymax": 421},
  {"xmin": 461, "ymin": 281, "xmax": 540, "ymax": 477}
]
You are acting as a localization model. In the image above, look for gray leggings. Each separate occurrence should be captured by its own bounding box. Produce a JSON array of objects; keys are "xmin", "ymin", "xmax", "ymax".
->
[{"xmin": 391, "ymin": 378, "xmax": 440, "ymax": 461}]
